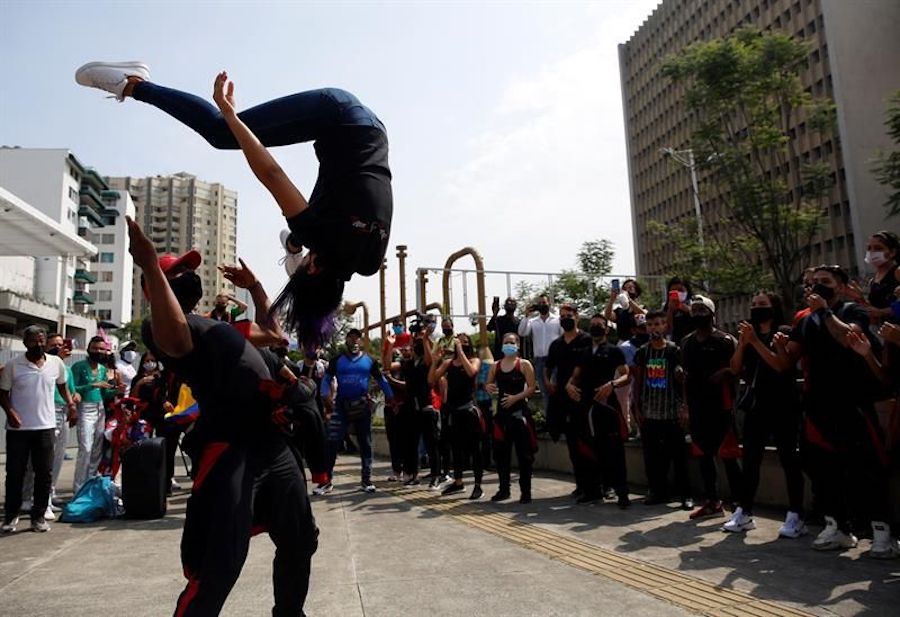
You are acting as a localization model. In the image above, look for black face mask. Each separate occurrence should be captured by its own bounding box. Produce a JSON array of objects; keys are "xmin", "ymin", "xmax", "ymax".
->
[
  {"xmin": 560, "ymin": 317, "xmax": 576, "ymax": 331},
  {"xmin": 88, "ymin": 351, "xmax": 106, "ymax": 363},
  {"xmin": 504, "ymin": 304, "xmax": 516, "ymax": 314},
  {"xmin": 461, "ymin": 345, "xmax": 473, "ymax": 357},
  {"xmin": 811, "ymin": 283, "xmax": 835, "ymax": 301},
  {"xmin": 168, "ymin": 272, "xmax": 203, "ymax": 313},
  {"xmin": 692, "ymin": 314, "xmax": 714, "ymax": 329},
  {"xmin": 214, "ymin": 303, "xmax": 227, "ymax": 311},
  {"xmin": 631, "ymin": 333, "xmax": 650, "ymax": 347},
  {"xmin": 442, "ymin": 327, "xmax": 454, "ymax": 337},
  {"xmin": 589, "ymin": 325, "xmax": 607, "ymax": 338},
  {"xmin": 537, "ymin": 304, "xmax": 550, "ymax": 315},
  {"xmin": 25, "ymin": 344, "xmax": 45, "ymax": 358},
  {"xmin": 750, "ymin": 307, "xmax": 774, "ymax": 324},
  {"xmin": 46, "ymin": 346, "xmax": 61, "ymax": 356}
]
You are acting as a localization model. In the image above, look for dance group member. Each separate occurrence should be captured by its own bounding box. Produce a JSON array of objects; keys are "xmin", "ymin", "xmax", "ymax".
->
[{"xmin": 75, "ymin": 57, "xmax": 394, "ymax": 615}]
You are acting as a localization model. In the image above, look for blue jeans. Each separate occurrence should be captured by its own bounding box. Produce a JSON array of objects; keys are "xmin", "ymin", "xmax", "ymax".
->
[
  {"xmin": 325, "ymin": 400, "xmax": 373, "ymax": 484},
  {"xmin": 133, "ymin": 82, "xmax": 385, "ymax": 149}
]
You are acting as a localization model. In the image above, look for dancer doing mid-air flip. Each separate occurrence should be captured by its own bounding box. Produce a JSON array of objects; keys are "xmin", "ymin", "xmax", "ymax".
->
[{"xmin": 75, "ymin": 61, "xmax": 393, "ymax": 350}]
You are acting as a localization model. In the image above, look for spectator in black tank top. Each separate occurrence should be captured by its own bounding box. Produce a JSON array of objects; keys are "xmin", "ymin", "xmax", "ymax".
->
[
  {"xmin": 485, "ymin": 333, "xmax": 537, "ymax": 504},
  {"xmin": 430, "ymin": 333, "xmax": 484, "ymax": 499},
  {"xmin": 861, "ymin": 231, "xmax": 900, "ymax": 326},
  {"xmin": 726, "ymin": 292, "xmax": 805, "ymax": 537}
]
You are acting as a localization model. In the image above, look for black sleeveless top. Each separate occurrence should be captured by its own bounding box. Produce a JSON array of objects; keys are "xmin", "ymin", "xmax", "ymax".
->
[
  {"xmin": 495, "ymin": 359, "xmax": 527, "ymax": 413},
  {"xmin": 868, "ymin": 268, "xmax": 899, "ymax": 309},
  {"xmin": 446, "ymin": 363, "xmax": 475, "ymax": 409}
]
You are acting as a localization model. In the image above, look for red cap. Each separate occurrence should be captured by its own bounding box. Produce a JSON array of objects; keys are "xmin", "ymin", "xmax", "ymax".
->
[{"xmin": 158, "ymin": 250, "xmax": 201, "ymax": 274}]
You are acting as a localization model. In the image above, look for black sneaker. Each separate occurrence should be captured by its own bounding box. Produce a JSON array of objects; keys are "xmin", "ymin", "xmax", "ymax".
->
[
  {"xmin": 577, "ymin": 493, "xmax": 601, "ymax": 505},
  {"xmin": 469, "ymin": 486, "xmax": 484, "ymax": 500},
  {"xmin": 428, "ymin": 478, "xmax": 441, "ymax": 490},
  {"xmin": 680, "ymin": 498, "xmax": 694, "ymax": 511},
  {"xmin": 519, "ymin": 494, "xmax": 532, "ymax": 504},
  {"xmin": 442, "ymin": 483, "xmax": 465, "ymax": 496},
  {"xmin": 491, "ymin": 490, "xmax": 511, "ymax": 502},
  {"xmin": 404, "ymin": 477, "xmax": 421, "ymax": 486},
  {"xmin": 617, "ymin": 495, "xmax": 632, "ymax": 509}
]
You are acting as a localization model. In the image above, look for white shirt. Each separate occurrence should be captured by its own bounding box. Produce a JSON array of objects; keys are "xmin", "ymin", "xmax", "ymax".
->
[
  {"xmin": 0, "ymin": 353, "xmax": 67, "ymax": 431},
  {"xmin": 518, "ymin": 314, "xmax": 562, "ymax": 357},
  {"xmin": 116, "ymin": 359, "xmax": 137, "ymax": 392}
]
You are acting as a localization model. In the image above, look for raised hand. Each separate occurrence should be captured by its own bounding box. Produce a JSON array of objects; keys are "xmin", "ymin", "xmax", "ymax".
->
[
  {"xmin": 126, "ymin": 216, "xmax": 158, "ymax": 271},
  {"xmin": 218, "ymin": 258, "xmax": 257, "ymax": 289},
  {"xmin": 213, "ymin": 71, "xmax": 236, "ymax": 116},
  {"xmin": 844, "ymin": 330, "xmax": 871, "ymax": 357}
]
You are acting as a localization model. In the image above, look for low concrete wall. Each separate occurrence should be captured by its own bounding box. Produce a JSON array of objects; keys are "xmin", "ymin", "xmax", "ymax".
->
[{"xmin": 372, "ymin": 427, "xmax": 900, "ymax": 519}]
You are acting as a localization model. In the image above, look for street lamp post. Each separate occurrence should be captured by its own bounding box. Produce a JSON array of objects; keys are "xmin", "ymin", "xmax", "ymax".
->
[{"xmin": 661, "ymin": 147, "xmax": 708, "ymax": 288}]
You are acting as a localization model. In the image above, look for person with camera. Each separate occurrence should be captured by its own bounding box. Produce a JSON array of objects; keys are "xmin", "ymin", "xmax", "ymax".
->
[
  {"xmin": 430, "ymin": 333, "xmax": 483, "ymax": 499},
  {"xmin": 786, "ymin": 264, "xmax": 897, "ymax": 557},
  {"xmin": 679, "ymin": 295, "xmax": 743, "ymax": 521},
  {"xmin": 726, "ymin": 292, "xmax": 805, "ymax": 537},
  {"xmin": 488, "ymin": 296, "xmax": 521, "ymax": 361},
  {"xmin": 566, "ymin": 314, "xmax": 631, "ymax": 508},
  {"xmin": 320, "ymin": 329, "xmax": 395, "ymax": 494},
  {"xmin": 518, "ymin": 294, "xmax": 562, "ymax": 415},
  {"xmin": 663, "ymin": 277, "xmax": 695, "ymax": 344}
]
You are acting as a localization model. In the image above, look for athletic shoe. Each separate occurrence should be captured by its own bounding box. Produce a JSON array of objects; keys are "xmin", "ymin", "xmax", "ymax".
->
[
  {"xmin": 1, "ymin": 517, "xmax": 19, "ymax": 534},
  {"xmin": 469, "ymin": 486, "xmax": 484, "ymax": 500},
  {"xmin": 617, "ymin": 495, "xmax": 632, "ymax": 509},
  {"xmin": 869, "ymin": 522, "xmax": 900, "ymax": 559},
  {"xmin": 360, "ymin": 482, "xmax": 377, "ymax": 493},
  {"xmin": 404, "ymin": 477, "xmax": 421, "ymax": 487},
  {"xmin": 813, "ymin": 517, "xmax": 858, "ymax": 551},
  {"xmin": 386, "ymin": 474, "xmax": 398, "ymax": 482},
  {"xmin": 722, "ymin": 507, "xmax": 756, "ymax": 533},
  {"xmin": 48, "ymin": 502, "xmax": 62, "ymax": 513},
  {"xmin": 778, "ymin": 512, "xmax": 808, "ymax": 539},
  {"xmin": 490, "ymin": 490, "xmax": 511, "ymax": 502},
  {"xmin": 680, "ymin": 498, "xmax": 695, "ymax": 511},
  {"xmin": 31, "ymin": 518, "xmax": 50, "ymax": 533},
  {"xmin": 279, "ymin": 229, "xmax": 304, "ymax": 276},
  {"xmin": 43, "ymin": 505, "xmax": 56, "ymax": 522},
  {"xmin": 689, "ymin": 500, "xmax": 724, "ymax": 520},
  {"xmin": 399, "ymin": 472, "xmax": 407, "ymax": 483},
  {"xmin": 441, "ymin": 474, "xmax": 453, "ymax": 485},
  {"xmin": 170, "ymin": 479, "xmax": 182, "ymax": 491},
  {"xmin": 428, "ymin": 478, "xmax": 441, "ymax": 490},
  {"xmin": 20, "ymin": 500, "xmax": 32, "ymax": 513},
  {"xmin": 603, "ymin": 488, "xmax": 617, "ymax": 501},
  {"xmin": 519, "ymin": 494, "xmax": 532, "ymax": 505},
  {"xmin": 441, "ymin": 483, "xmax": 465, "ymax": 496},
  {"xmin": 74, "ymin": 61, "xmax": 151, "ymax": 101},
  {"xmin": 312, "ymin": 482, "xmax": 333, "ymax": 496}
]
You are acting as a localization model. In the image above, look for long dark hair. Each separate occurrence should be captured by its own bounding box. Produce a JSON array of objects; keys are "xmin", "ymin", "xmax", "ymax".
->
[{"xmin": 271, "ymin": 268, "xmax": 344, "ymax": 351}]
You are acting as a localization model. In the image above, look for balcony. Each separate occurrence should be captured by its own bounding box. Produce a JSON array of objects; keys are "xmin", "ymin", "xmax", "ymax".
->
[
  {"xmin": 74, "ymin": 269, "xmax": 97, "ymax": 284},
  {"xmin": 78, "ymin": 204, "xmax": 104, "ymax": 227},
  {"xmin": 73, "ymin": 291, "xmax": 95, "ymax": 305},
  {"xmin": 79, "ymin": 185, "xmax": 105, "ymax": 209},
  {"xmin": 81, "ymin": 168, "xmax": 109, "ymax": 192}
]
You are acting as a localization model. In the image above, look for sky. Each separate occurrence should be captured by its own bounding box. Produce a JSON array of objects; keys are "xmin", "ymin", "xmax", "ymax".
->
[{"xmin": 0, "ymin": 0, "xmax": 661, "ymax": 331}]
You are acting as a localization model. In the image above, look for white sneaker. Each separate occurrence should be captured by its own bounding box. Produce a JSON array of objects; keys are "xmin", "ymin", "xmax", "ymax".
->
[
  {"xmin": 870, "ymin": 522, "xmax": 900, "ymax": 559},
  {"xmin": 360, "ymin": 482, "xmax": 376, "ymax": 493},
  {"xmin": 75, "ymin": 61, "xmax": 151, "ymax": 101},
  {"xmin": 43, "ymin": 505, "xmax": 56, "ymax": 522},
  {"xmin": 279, "ymin": 229, "xmax": 304, "ymax": 276},
  {"xmin": 312, "ymin": 482, "xmax": 333, "ymax": 496},
  {"xmin": 813, "ymin": 517, "xmax": 857, "ymax": 551},
  {"xmin": 20, "ymin": 500, "xmax": 33, "ymax": 513},
  {"xmin": 1, "ymin": 517, "xmax": 19, "ymax": 534},
  {"xmin": 170, "ymin": 478, "xmax": 182, "ymax": 491},
  {"xmin": 722, "ymin": 507, "xmax": 756, "ymax": 533},
  {"xmin": 778, "ymin": 512, "xmax": 808, "ymax": 539},
  {"xmin": 31, "ymin": 518, "xmax": 50, "ymax": 533}
]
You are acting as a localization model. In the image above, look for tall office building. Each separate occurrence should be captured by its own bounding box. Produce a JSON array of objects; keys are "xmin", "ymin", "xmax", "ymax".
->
[
  {"xmin": 89, "ymin": 189, "xmax": 136, "ymax": 326},
  {"xmin": 107, "ymin": 172, "xmax": 238, "ymax": 317},
  {"xmin": 619, "ymin": 0, "xmax": 900, "ymax": 304}
]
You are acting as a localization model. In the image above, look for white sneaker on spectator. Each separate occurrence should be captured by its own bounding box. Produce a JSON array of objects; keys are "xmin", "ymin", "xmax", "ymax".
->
[
  {"xmin": 312, "ymin": 482, "xmax": 333, "ymax": 496},
  {"xmin": 722, "ymin": 507, "xmax": 756, "ymax": 533},
  {"xmin": 43, "ymin": 505, "xmax": 56, "ymax": 522},
  {"xmin": 360, "ymin": 482, "xmax": 376, "ymax": 493},
  {"xmin": 778, "ymin": 512, "xmax": 807, "ymax": 539},
  {"xmin": 74, "ymin": 61, "xmax": 151, "ymax": 101},
  {"xmin": 870, "ymin": 522, "xmax": 900, "ymax": 559},
  {"xmin": 813, "ymin": 517, "xmax": 857, "ymax": 551},
  {"xmin": 31, "ymin": 518, "xmax": 50, "ymax": 533},
  {"xmin": 1, "ymin": 517, "xmax": 19, "ymax": 534}
]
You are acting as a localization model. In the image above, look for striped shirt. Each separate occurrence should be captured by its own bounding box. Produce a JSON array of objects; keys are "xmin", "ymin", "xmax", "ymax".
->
[{"xmin": 635, "ymin": 342, "xmax": 682, "ymax": 421}]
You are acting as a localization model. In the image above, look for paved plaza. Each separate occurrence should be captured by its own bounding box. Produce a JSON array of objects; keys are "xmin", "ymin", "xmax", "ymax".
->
[{"xmin": 0, "ymin": 453, "xmax": 897, "ymax": 617}]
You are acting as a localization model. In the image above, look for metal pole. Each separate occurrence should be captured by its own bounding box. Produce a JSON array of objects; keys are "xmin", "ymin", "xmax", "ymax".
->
[
  {"xmin": 396, "ymin": 245, "xmax": 408, "ymax": 324},
  {"xmin": 378, "ymin": 259, "xmax": 387, "ymax": 341},
  {"xmin": 688, "ymin": 150, "xmax": 705, "ymax": 254},
  {"xmin": 462, "ymin": 271, "xmax": 469, "ymax": 316}
]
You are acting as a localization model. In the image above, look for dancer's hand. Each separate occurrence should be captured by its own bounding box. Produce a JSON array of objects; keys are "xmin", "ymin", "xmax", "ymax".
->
[
  {"xmin": 126, "ymin": 217, "xmax": 157, "ymax": 271},
  {"xmin": 219, "ymin": 258, "xmax": 257, "ymax": 289},
  {"xmin": 213, "ymin": 71, "xmax": 236, "ymax": 116}
]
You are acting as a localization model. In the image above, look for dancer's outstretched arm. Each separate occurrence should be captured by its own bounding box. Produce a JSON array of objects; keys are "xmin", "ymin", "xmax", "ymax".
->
[{"xmin": 212, "ymin": 72, "xmax": 308, "ymax": 219}]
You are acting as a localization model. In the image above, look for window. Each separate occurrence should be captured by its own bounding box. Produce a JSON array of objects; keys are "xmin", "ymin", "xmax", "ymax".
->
[
  {"xmin": 98, "ymin": 290, "xmax": 113, "ymax": 302},
  {"xmin": 101, "ymin": 234, "xmax": 115, "ymax": 244},
  {"xmin": 100, "ymin": 272, "xmax": 114, "ymax": 282},
  {"xmin": 97, "ymin": 310, "xmax": 112, "ymax": 321},
  {"xmin": 100, "ymin": 252, "xmax": 114, "ymax": 263},
  {"xmin": 68, "ymin": 186, "xmax": 79, "ymax": 202}
]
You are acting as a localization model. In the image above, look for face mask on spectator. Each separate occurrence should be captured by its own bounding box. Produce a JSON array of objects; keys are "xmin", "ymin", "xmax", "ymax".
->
[
  {"xmin": 560, "ymin": 317, "xmax": 576, "ymax": 331},
  {"xmin": 865, "ymin": 251, "xmax": 887, "ymax": 267},
  {"xmin": 812, "ymin": 283, "xmax": 835, "ymax": 301},
  {"xmin": 121, "ymin": 350, "xmax": 137, "ymax": 363},
  {"xmin": 538, "ymin": 304, "xmax": 550, "ymax": 315},
  {"xmin": 750, "ymin": 307, "xmax": 774, "ymax": 324},
  {"xmin": 692, "ymin": 314, "xmax": 713, "ymax": 329},
  {"xmin": 676, "ymin": 291, "xmax": 688, "ymax": 303},
  {"xmin": 501, "ymin": 343, "xmax": 518, "ymax": 357},
  {"xmin": 89, "ymin": 351, "xmax": 106, "ymax": 363},
  {"xmin": 442, "ymin": 327, "xmax": 453, "ymax": 336},
  {"xmin": 142, "ymin": 361, "xmax": 158, "ymax": 372},
  {"xmin": 25, "ymin": 343, "xmax": 45, "ymax": 357},
  {"xmin": 589, "ymin": 325, "xmax": 607, "ymax": 338},
  {"xmin": 47, "ymin": 346, "xmax": 61, "ymax": 356},
  {"xmin": 393, "ymin": 325, "xmax": 403, "ymax": 335}
]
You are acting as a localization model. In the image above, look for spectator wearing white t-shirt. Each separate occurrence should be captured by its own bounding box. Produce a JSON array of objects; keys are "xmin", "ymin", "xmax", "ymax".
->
[
  {"xmin": 518, "ymin": 294, "xmax": 562, "ymax": 413},
  {"xmin": 0, "ymin": 325, "xmax": 77, "ymax": 534}
]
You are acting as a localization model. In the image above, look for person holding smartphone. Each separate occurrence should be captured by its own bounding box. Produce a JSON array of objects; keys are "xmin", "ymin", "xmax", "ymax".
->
[
  {"xmin": 71, "ymin": 336, "xmax": 116, "ymax": 493},
  {"xmin": 663, "ymin": 277, "xmax": 695, "ymax": 344},
  {"xmin": 487, "ymin": 296, "xmax": 521, "ymax": 361}
]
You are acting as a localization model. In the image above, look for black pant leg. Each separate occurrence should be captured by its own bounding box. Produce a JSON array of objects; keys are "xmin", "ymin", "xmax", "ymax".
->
[
  {"xmin": 174, "ymin": 442, "xmax": 254, "ymax": 617},
  {"xmin": 511, "ymin": 416, "xmax": 534, "ymax": 497},
  {"xmin": 29, "ymin": 429, "xmax": 55, "ymax": 518},
  {"xmin": 596, "ymin": 406, "xmax": 627, "ymax": 497},
  {"xmin": 494, "ymin": 413, "xmax": 512, "ymax": 492},
  {"xmin": 4, "ymin": 430, "xmax": 28, "ymax": 523},
  {"xmin": 740, "ymin": 410, "xmax": 767, "ymax": 514},
  {"xmin": 772, "ymin": 406, "xmax": 804, "ymax": 515},
  {"xmin": 420, "ymin": 408, "xmax": 441, "ymax": 478},
  {"xmin": 400, "ymin": 405, "xmax": 420, "ymax": 477},
  {"xmin": 439, "ymin": 408, "xmax": 452, "ymax": 476},
  {"xmin": 479, "ymin": 401, "xmax": 494, "ymax": 469},
  {"xmin": 384, "ymin": 408, "xmax": 402, "ymax": 474},
  {"xmin": 664, "ymin": 421, "xmax": 691, "ymax": 500}
]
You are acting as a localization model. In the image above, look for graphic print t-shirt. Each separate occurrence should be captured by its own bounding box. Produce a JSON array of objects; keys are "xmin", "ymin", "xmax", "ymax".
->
[{"xmin": 634, "ymin": 342, "xmax": 682, "ymax": 421}]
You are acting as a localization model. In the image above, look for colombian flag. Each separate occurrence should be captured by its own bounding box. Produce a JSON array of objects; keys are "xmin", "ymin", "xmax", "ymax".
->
[{"xmin": 165, "ymin": 384, "xmax": 200, "ymax": 425}]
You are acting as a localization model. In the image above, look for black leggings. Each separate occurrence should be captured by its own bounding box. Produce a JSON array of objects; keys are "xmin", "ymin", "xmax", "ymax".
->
[
  {"xmin": 174, "ymin": 439, "xmax": 318, "ymax": 617},
  {"xmin": 591, "ymin": 404, "xmax": 628, "ymax": 498},
  {"xmin": 740, "ymin": 402, "xmax": 803, "ymax": 515},
  {"xmin": 419, "ymin": 407, "xmax": 442, "ymax": 479},
  {"xmin": 439, "ymin": 407, "xmax": 453, "ymax": 477},
  {"xmin": 397, "ymin": 404, "xmax": 421, "ymax": 477},
  {"xmin": 567, "ymin": 409, "xmax": 602, "ymax": 497},
  {"xmin": 451, "ymin": 405, "xmax": 484, "ymax": 484},
  {"xmin": 641, "ymin": 419, "xmax": 690, "ymax": 500},
  {"xmin": 689, "ymin": 409, "xmax": 743, "ymax": 502},
  {"xmin": 494, "ymin": 411, "xmax": 534, "ymax": 496},
  {"xmin": 384, "ymin": 407, "xmax": 403, "ymax": 475}
]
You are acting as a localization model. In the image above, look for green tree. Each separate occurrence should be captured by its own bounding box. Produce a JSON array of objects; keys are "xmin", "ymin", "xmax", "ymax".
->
[
  {"xmin": 661, "ymin": 27, "xmax": 835, "ymax": 311},
  {"xmin": 115, "ymin": 317, "xmax": 147, "ymax": 352},
  {"xmin": 873, "ymin": 90, "xmax": 900, "ymax": 218}
]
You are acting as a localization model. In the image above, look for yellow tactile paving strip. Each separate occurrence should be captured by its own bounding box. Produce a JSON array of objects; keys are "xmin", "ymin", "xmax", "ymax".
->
[{"xmin": 378, "ymin": 486, "xmax": 814, "ymax": 617}]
